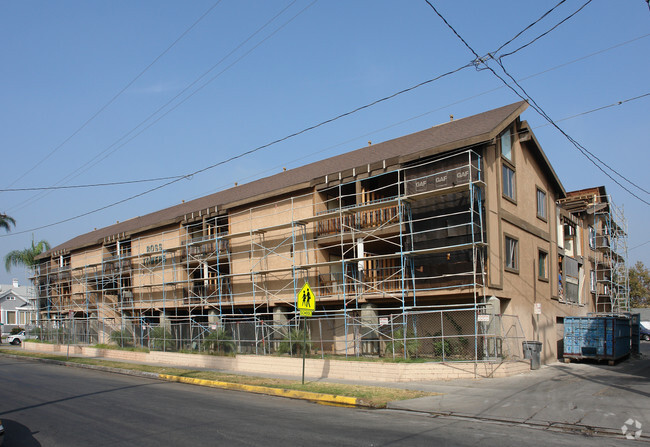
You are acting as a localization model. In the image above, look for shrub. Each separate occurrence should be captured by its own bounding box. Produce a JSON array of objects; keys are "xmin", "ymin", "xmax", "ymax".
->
[
  {"xmin": 385, "ymin": 328, "xmax": 420, "ymax": 359},
  {"xmin": 148, "ymin": 327, "xmax": 175, "ymax": 351},
  {"xmin": 276, "ymin": 328, "xmax": 312, "ymax": 355},
  {"xmin": 110, "ymin": 329, "xmax": 134, "ymax": 347},
  {"xmin": 433, "ymin": 338, "xmax": 451, "ymax": 357},
  {"xmin": 202, "ymin": 328, "xmax": 236, "ymax": 355},
  {"xmin": 10, "ymin": 327, "xmax": 25, "ymax": 335}
]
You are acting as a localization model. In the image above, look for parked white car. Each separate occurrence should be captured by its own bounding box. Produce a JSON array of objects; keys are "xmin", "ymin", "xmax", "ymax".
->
[{"xmin": 6, "ymin": 331, "xmax": 34, "ymax": 345}]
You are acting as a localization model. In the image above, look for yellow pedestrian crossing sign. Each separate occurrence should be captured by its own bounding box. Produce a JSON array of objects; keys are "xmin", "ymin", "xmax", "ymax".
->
[{"xmin": 297, "ymin": 282, "xmax": 315, "ymax": 317}]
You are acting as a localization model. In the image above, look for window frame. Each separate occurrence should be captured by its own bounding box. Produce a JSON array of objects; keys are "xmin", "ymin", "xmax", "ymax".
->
[
  {"xmin": 588, "ymin": 226, "xmax": 596, "ymax": 250},
  {"xmin": 504, "ymin": 234, "xmax": 519, "ymax": 273},
  {"xmin": 502, "ymin": 163, "xmax": 516, "ymax": 203},
  {"xmin": 590, "ymin": 269, "xmax": 596, "ymax": 293},
  {"xmin": 538, "ymin": 249, "xmax": 549, "ymax": 281},
  {"xmin": 500, "ymin": 128, "xmax": 513, "ymax": 162},
  {"xmin": 536, "ymin": 187, "xmax": 547, "ymax": 221}
]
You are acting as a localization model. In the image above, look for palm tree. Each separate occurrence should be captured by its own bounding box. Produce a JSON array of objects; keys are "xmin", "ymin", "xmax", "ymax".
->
[
  {"xmin": 5, "ymin": 237, "xmax": 51, "ymax": 272},
  {"xmin": 0, "ymin": 213, "xmax": 16, "ymax": 233}
]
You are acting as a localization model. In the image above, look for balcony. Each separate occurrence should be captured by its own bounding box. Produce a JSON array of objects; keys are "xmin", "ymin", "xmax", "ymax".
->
[
  {"xmin": 317, "ymin": 202, "xmax": 401, "ymax": 237},
  {"xmin": 183, "ymin": 235, "xmax": 229, "ymax": 259},
  {"xmin": 317, "ymin": 264, "xmax": 402, "ymax": 298},
  {"xmin": 596, "ymin": 233, "xmax": 610, "ymax": 251},
  {"xmin": 102, "ymin": 259, "xmax": 132, "ymax": 274},
  {"xmin": 185, "ymin": 279, "xmax": 232, "ymax": 304}
]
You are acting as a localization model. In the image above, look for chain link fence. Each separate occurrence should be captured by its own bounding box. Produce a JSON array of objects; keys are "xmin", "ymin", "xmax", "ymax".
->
[{"xmin": 33, "ymin": 308, "xmax": 526, "ymax": 362}]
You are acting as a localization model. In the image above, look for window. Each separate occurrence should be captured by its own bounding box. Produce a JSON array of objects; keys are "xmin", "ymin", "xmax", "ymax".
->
[
  {"xmin": 538, "ymin": 250, "xmax": 548, "ymax": 280},
  {"xmin": 564, "ymin": 257, "xmax": 580, "ymax": 304},
  {"xmin": 505, "ymin": 236, "xmax": 519, "ymax": 272},
  {"xmin": 536, "ymin": 188, "xmax": 547, "ymax": 220},
  {"xmin": 6, "ymin": 311, "xmax": 16, "ymax": 325},
  {"xmin": 501, "ymin": 128, "xmax": 512, "ymax": 161},
  {"xmin": 588, "ymin": 226, "xmax": 596, "ymax": 250},
  {"xmin": 502, "ymin": 164, "xmax": 516, "ymax": 201},
  {"xmin": 590, "ymin": 270, "xmax": 596, "ymax": 292}
]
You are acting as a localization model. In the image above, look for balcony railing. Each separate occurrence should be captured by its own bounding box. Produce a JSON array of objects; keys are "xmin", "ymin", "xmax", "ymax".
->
[
  {"xmin": 184, "ymin": 238, "xmax": 230, "ymax": 258},
  {"xmin": 317, "ymin": 265, "xmax": 402, "ymax": 297},
  {"xmin": 186, "ymin": 279, "xmax": 233, "ymax": 303},
  {"xmin": 317, "ymin": 203, "xmax": 401, "ymax": 237},
  {"xmin": 102, "ymin": 259, "xmax": 132, "ymax": 274}
]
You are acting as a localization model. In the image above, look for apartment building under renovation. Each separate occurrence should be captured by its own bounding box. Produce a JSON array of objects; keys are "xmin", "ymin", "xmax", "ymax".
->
[{"xmin": 33, "ymin": 101, "xmax": 629, "ymax": 362}]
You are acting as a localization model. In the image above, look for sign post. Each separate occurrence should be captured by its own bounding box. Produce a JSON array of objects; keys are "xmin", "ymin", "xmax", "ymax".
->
[{"xmin": 297, "ymin": 282, "xmax": 315, "ymax": 385}]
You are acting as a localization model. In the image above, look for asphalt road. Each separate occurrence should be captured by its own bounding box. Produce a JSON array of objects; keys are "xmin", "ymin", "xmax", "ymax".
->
[{"xmin": 0, "ymin": 356, "xmax": 633, "ymax": 446}]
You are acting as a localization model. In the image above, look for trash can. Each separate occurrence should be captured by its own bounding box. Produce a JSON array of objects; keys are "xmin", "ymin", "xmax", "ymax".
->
[{"xmin": 522, "ymin": 341, "xmax": 542, "ymax": 370}]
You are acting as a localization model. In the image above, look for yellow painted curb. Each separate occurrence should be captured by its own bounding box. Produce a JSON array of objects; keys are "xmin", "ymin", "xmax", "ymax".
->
[{"xmin": 159, "ymin": 374, "xmax": 362, "ymax": 407}]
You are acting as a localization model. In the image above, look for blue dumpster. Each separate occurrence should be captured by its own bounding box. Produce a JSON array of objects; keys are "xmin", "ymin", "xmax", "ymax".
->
[{"xmin": 563, "ymin": 316, "xmax": 630, "ymax": 363}]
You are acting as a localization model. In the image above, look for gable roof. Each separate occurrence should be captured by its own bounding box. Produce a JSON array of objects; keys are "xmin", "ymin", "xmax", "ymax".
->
[
  {"xmin": 39, "ymin": 101, "xmax": 530, "ymax": 258},
  {"xmin": 0, "ymin": 285, "xmax": 30, "ymax": 305}
]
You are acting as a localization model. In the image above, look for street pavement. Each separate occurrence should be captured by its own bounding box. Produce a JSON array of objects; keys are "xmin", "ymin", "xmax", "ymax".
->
[
  {"xmin": 1, "ymin": 355, "xmax": 625, "ymax": 447},
  {"xmin": 8, "ymin": 341, "xmax": 650, "ymax": 441}
]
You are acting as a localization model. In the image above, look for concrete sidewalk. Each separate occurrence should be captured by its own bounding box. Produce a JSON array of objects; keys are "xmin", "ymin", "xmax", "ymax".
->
[{"xmin": 388, "ymin": 344, "xmax": 650, "ymax": 439}]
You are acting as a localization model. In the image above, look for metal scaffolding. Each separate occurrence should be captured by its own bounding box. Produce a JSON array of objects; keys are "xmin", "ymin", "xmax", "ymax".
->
[
  {"xmin": 32, "ymin": 149, "xmax": 495, "ymax": 359},
  {"xmin": 593, "ymin": 197, "xmax": 629, "ymax": 313},
  {"xmin": 557, "ymin": 190, "xmax": 629, "ymax": 313}
]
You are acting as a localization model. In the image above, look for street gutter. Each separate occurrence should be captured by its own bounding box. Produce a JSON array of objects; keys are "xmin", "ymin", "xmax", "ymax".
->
[{"xmin": 0, "ymin": 352, "xmax": 368, "ymax": 408}]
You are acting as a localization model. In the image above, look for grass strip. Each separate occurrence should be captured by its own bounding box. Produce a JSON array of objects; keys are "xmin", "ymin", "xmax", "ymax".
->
[{"xmin": 0, "ymin": 349, "xmax": 433, "ymax": 408}]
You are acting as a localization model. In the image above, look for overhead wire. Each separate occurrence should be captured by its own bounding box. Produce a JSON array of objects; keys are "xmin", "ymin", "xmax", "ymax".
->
[
  {"xmin": 423, "ymin": 0, "xmax": 650, "ymax": 205},
  {"xmin": 0, "ymin": 176, "xmax": 188, "ymax": 192},
  {"xmin": 533, "ymin": 93, "xmax": 650, "ymax": 128},
  {"xmin": 493, "ymin": 60, "xmax": 650, "ymax": 201},
  {"xmin": 6, "ymin": 0, "xmax": 306, "ymax": 214},
  {"xmin": 6, "ymin": 14, "xmax": 648, "ymax": 198},
  {"xmin": 5, "ymin": 3, "xmax": 649, "ymax": 234},
  {"xmin": 2, "ymin": 0, "xmax": 224, "ymax": 191},
  {"xmin": 4, "ymin": 90, "xmax": 648, "ymax": 194},
  {"xmin": 498, "ymin": 0, "xmax": 594, "ymax": 59},
  {"xmin": 493, "ymin": 0, "xmax": 567, "ymax": 55},
  {"xmin": 0, "ymin": 63, "xmax": 472, "ymax": 237},
  {"xmin": 629, "ymin": 240, "xmax": 650, "ymax": 251}
]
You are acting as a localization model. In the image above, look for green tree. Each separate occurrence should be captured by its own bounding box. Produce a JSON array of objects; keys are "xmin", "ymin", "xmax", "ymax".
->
[
  {"xmin": 629, "ymin": 261, "xmax": 650, "ymax": 307},
  {"xmin": 4, "ymin": 237, "xmax": 51, "ymax": 272},
  {"xmin": 0, "ymin": 213, "xmax": 16, "ymax": 232}
]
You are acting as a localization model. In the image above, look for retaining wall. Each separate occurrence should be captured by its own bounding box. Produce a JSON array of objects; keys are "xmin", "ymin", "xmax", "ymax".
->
[{"xmin": 23, "ymin": 342, "xmax": 530, "ymax": 381}]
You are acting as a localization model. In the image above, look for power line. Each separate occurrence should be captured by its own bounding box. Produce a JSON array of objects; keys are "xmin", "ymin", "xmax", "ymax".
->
[
  {"xmin": 7, "ymin": 8, "xmax": 647, "ymax": 208},
  {"xmin": 6, "ymin": 0, "xmax": 306, "ymax": 215},
  {"xmin": 423, "ymin": 0, "xmax": 650, "ymax": 206},
  {"xmin": 498, "ymin": 0, "xmax": 594, "ymax": 59},
  {"xmin": 533, "ymin": 93, "xmax": 650, "ymax": 128},
  {"xmin": 2, "ymin": 0, "xmax": 223, "ymax": 191},
  {"xmin": 493, "ymin": 0, "xmax": 567, "ymax": 55},
  {"xmin": 494, "ymin": 59, "xmax": 650, "ymax": 200},
  {"xmin": 630, "ymin": 240, "xmax": 650, "ymax": 251},
  {"xmin": 5, "ymin": 90, "xmax": 648, "ymax": 194},
  {"xmin": 0, "ymin": 63, "xmax": 471, "ymax": 237},
  {"xmin": 0, "ymin": 176, "xmax": 188, "ymax": 192},
  {"xmin": 517, "ymin": 33, "xmax": 650, "ymax": 83}
]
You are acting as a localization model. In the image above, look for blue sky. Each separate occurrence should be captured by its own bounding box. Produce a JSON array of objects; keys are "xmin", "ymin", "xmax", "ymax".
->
[{"xmin": 1, "ymin": 0, "xmax": 649, "ymax": 285}]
